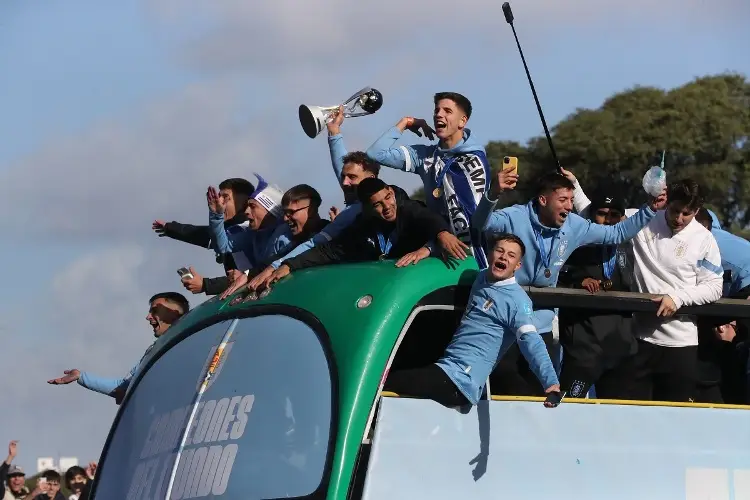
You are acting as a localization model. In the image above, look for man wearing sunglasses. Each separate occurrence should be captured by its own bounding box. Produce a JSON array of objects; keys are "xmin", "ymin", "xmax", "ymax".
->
[
  {"xmin": 556, "ymin": 190, "xmax": 639, "ymax": 400},
  {"xmin": 219, "ymin": 184, "xmax": 329, "ymax": 297}
]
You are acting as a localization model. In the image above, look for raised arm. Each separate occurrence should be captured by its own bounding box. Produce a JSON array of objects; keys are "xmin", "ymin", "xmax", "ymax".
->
[
  {"xmin": 577, "ymin": 203, "xmax": 656, "ymax": 246},
  {"xmin": 365, "ymin": 118, "xmax": 432, "ymax": 172},
  {"xmin": 472, "ymin": 164, "xmax": 518, "ymax": 234},
  {"xmin": 326, "ymin": 106, "xmax": 347, "ymax": 182},
  {"xmin": 558, "ymin": 167, "xmax": 593, "ymax": 217}
]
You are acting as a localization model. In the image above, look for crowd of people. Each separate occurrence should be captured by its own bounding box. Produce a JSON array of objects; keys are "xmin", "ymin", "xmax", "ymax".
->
[
  {"xmin": 1, "ymin": 441, "xmax": 96, "ymax": 500},
  {"xmin": 16, "ymin": 90, "xmax": 749, "ymax": 498}
]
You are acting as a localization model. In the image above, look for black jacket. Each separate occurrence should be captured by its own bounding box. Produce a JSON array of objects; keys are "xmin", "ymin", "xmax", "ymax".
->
[
  {"xmin": 558, "ymin": 243, "xmax": 637, "ymax": 365},
  {"xmin": 285, "ymin": 187, "xmax": 449, "ymax": 271},
  {"xmin": 558, "ymin": 243, "xmax": 634, "ymax": 298}
]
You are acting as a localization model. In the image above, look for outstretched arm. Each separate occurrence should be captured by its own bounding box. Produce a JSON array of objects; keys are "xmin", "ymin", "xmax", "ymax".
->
[{"xmin": 577, "ymin": 204, "xmax": 656, "ymax": 247}]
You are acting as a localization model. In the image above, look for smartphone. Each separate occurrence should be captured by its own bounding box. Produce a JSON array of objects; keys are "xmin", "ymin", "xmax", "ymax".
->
[
  {"xmin": 544, "ymin": 390, "xmax": 565, "ymax": 408},
  {"xmin": 503, "ymin": 156, "xmax": 518, "ymax": 174},
  {"xmin": 177, "ymin": 267, "xmax": 194, "ymax": 280}
]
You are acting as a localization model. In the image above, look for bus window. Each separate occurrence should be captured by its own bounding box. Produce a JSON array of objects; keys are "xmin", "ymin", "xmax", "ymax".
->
[
  {"xmin": 95, "ymin": 314, "xmax": 334, "ymax": 500},
  {"xmin": 387, "ymin": 307, "xmax": 462, "ymax": 373}
]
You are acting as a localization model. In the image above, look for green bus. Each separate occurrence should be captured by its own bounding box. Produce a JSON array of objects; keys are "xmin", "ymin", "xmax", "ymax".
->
[{"xmin": 89, "ymin": 258, "xmax": 750, "ymax": 500}]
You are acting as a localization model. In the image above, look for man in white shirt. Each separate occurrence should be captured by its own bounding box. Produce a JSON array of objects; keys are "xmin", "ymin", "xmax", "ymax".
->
[{"xmin": 628, "ymin": 179, "xmax": 723, "ymax": 402}]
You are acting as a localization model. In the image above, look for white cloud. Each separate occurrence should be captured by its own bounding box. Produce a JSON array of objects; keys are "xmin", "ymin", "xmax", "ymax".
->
[
  {"xmin": 0, "ymin": 242, "xmax": 219, "ymax": 471},
  {"xmin": 147, "ymin": 0, "xmax": 720, "ymax": 74},
  {"xmin": 0, "ymin": 80, "xmax": 278, "ymax": 242}
]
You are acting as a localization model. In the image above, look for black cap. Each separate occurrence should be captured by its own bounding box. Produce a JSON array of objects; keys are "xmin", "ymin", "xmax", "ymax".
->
[{"xmin": 590, "ymin": 190, "xmax": 625, "ymax": 214}]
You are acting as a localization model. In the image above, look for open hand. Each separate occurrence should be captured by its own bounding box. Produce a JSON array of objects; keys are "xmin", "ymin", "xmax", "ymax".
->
[
  {"xmin": 395, "ymin": 247, "xmax": 430, "ymax": 267},
  {"xmin": 437, "ymin": 231, "xmax": 469, "ymax": 261},
  {"xmin": 48, "ymin": 369, "xmax": 81, "ymax": 385},
  {"xmin": 220, "ymin": 270, "xmax": 248, "ymax": 300},
  {"xmin": 206, "ymin": 186, "xmax": 226, "ymax": 214},
  {"xmin": 248, "ymin": 266, "xmax": 275, "ymax": 291}
]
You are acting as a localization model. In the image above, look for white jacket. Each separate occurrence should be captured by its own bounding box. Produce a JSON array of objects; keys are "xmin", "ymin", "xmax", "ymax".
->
[
  {"xmin": 573, "ymin": 182, "xmax": 723, "ymax": 347},
  {"xmin": 626, "ymin": 209, "xmax": 723, "ymax": 346}
]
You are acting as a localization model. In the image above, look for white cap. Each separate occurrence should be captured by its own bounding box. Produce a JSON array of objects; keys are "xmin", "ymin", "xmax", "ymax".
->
[{"xmin": 250, "ymin": 173, "xmax": 283, "ymax": 218}]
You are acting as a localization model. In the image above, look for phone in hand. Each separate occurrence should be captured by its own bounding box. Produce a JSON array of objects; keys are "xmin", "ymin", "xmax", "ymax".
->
[
  {"xmin": 544, "ymin": 390, "xmax": 565, "ymax": 408},
  {"xmin": 177, "ymin": 267, "xmax": 194, "ymax": 280},
  {"xmin": 503, "ymin": 156, "xmax": 518, "ymax": 175}
]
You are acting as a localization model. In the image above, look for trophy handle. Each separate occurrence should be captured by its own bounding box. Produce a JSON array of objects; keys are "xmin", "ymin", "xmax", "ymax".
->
[{"xmin": 342, "ymin": 87, "xmax": 373, "ymax": 106}]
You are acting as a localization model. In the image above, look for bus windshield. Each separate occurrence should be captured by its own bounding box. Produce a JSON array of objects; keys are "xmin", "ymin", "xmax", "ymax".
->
[{"xmin": 93, "ymin": 314, "xmax": 334, "ymax": 500}]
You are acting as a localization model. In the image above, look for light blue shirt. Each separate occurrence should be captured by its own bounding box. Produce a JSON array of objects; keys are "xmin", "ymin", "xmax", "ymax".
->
[
  {"xmin": 436, "ymin": 273, "xmax": 559, "ymax": 405},
  {"xmin": 471, "ymin": 195, "xmax": 655, "ymax": 332},
  {"xmin": 208, "ymin": 211, "xmax": 291, "ymax": 269}
]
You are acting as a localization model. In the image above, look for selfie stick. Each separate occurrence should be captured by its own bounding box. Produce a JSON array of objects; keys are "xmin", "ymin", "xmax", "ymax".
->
[{"xmin": 502, "ymin": 2, "xmax": 562, "ymax": 174}]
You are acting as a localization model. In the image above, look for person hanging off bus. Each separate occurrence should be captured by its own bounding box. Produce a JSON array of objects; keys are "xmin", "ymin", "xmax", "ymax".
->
[
  {"xmin": 384, "ymin": 233, "xmax": 561, "ymax": 408},
  {"xmin": 261, "ymin": 178, "xmax": 469, "ymax": 286},
  {"xmin": 365, "ymin": 92, "xmax": 491, "ymax": 268},
  {"xmin": 471, "ymin": 165, "xmax": 665, "ymax": 397}
]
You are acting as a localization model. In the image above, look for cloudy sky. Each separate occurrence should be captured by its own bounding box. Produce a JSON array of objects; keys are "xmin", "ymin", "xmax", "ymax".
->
[{"xmin": 0, "ymin": 0, "xmax": 748, "ymax": 472}]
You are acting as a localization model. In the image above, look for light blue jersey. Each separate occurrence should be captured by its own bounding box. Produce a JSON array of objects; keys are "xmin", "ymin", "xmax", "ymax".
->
[
  {"xmin": 472, "ymin": 195, "xmax": 655, "ymax": 332},
  {"xmin": 707, "ymin": 210, "xmax": 750, "ymax": 296},
  {"xmin": 77, "ymin": 342, "xmax": 156, "ymax": 398},
  {"xmin": 366, "ymin": 126, "xmax": 490, "ymax": 268},
  {"xmin": 208, "ymin": 212, "xmax": 291, "ymax": 270},
  {"xmin": 436, "ymin": 273, "xmax": 559, "ymax": 405}
]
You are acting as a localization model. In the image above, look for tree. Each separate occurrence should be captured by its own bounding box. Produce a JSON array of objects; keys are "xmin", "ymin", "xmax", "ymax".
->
[{"xmin": 413, "ymin": 73, "xmax": 750, "ymax": 229}]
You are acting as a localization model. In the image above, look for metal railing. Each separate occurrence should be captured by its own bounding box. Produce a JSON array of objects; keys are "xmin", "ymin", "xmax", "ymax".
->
[{"xmin": 524, "ymin": 286, "xmax": 750, "ymax": 318}]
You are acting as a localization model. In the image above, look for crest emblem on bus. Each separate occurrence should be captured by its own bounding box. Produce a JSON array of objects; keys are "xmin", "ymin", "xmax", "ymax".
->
[{"xmin": 196, "ymin": 342, "xmax": 235, "ymax": 391}]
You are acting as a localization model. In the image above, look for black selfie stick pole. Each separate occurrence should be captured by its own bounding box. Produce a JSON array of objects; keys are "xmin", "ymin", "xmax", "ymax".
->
[{"xmin": 502, "ymin": 2, "xmax": 562, "ymax": 174}]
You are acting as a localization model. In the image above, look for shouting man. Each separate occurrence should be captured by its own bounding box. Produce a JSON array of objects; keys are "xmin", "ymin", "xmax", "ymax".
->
[{"xmin": 366, "ymin": 92, "xmax": 491, "ymax": 267}]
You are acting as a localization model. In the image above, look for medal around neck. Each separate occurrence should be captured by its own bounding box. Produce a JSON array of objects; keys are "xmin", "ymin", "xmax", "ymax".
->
[
  {"xmin": 432, "ymin": 187, "xmax": 442, "ymax": 198},
  {"xmin": 544, "ymin": 268, "xmax": 551, "ymax": 278},
  {"xmin": 299, "ymin": 87, "xmax": 383, "ymax": 139}
]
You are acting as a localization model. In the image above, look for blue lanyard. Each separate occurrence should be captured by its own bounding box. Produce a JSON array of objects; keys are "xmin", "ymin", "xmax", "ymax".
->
[
  {"xmin": 602, "ymin": 246, "xmax": 617, "ymax": 279},
  {"xmin": 433, "ymin": 151, "xmax": 458, "ymax": 191},
  {"xmin": 377, "ymin": 231, "xmax": 396, "ymax": 256},
  {"xmin": 535, "ymin": 230, "xmax": 556, "ymax": 271}
]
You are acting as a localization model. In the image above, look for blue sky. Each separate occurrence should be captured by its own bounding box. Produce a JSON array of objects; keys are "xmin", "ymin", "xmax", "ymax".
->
[{"xmin": 0, "ymin": 0, "xmax": 748, "ymax": 474}]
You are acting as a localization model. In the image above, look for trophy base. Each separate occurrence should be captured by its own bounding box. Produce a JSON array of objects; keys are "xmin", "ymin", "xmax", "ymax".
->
[{"xmin": 299, "ymin": 105, "xmax": 323, "ymax": 139}]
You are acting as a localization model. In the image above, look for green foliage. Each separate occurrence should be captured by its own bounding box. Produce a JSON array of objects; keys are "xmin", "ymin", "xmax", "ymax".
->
[{"xmin": 412, "ymin": 73, "xmax": 750, "ymax": 230}]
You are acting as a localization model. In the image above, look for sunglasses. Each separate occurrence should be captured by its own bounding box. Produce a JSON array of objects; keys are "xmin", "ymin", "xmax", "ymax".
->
[{"xmin": 282, "ymin": 205, "xmax": 309, "ymax": 218}]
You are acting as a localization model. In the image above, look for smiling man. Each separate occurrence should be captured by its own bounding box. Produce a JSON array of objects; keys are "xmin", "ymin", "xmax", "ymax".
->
[
  {"xmin": 47, "ymin": 292, "xmax": 189, "ymax": 404},
  {"xmin": 261, "ymin": 178, "xmax": 467, "ymax": 287},
  {"xmin": 472, "ymin": 168, "xmax": 663, "ymax": 396},
  {"xmin": 384, "ymin": 233, "xmax": 561, "ymax": 408},
  {"xmin": 366, "ymin": 92, "xmax": 491, "ymax": 267}
]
